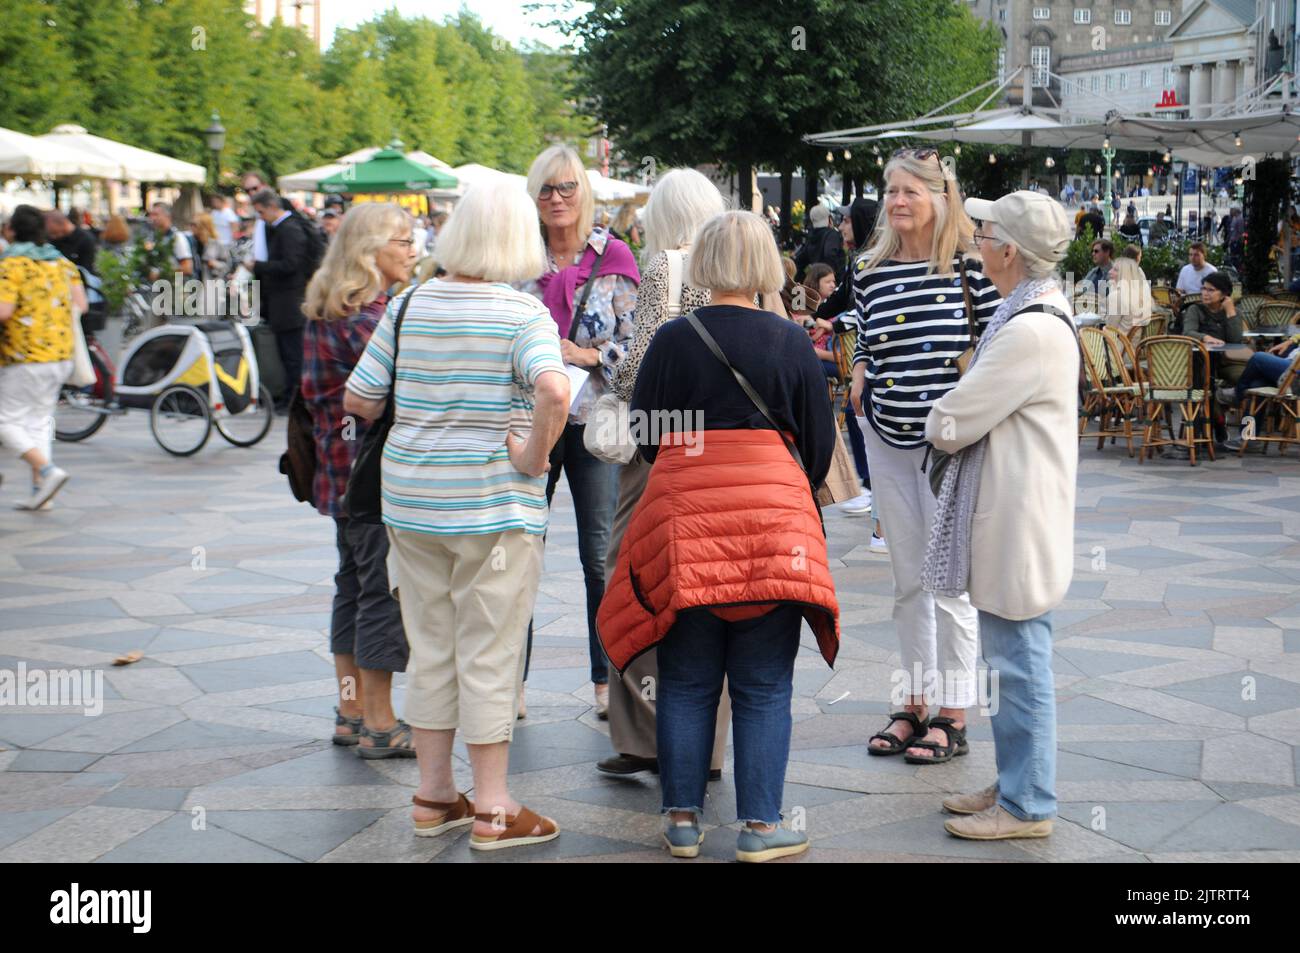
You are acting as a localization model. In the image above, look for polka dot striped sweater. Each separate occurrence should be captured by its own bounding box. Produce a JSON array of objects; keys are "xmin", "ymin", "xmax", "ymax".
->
[{"xmin": 851, "ymin": 255, "xmax": 1002, "ymax": 449}]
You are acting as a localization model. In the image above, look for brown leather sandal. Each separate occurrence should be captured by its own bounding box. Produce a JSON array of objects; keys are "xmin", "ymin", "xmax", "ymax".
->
[
  {"xmin": 468, "ymin": 806, "xmax": 560, "ymax": 851},
  {"xmin": 412, "ymin": 793, "xmax": 476, "ymax": 838}
]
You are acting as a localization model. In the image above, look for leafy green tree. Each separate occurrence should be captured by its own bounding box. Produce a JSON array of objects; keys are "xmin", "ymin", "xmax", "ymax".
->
[{"xmin": 0, "ymin": 0, "xmax": 83, "ymax": 134}]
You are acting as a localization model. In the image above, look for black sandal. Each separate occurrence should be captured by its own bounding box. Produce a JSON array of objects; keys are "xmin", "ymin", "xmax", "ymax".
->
[
  {"xmin": 357, "ymin": 720, "xmax": 417, "ymax": 759},
  {"xmin": 332, "ymin": 706, "xmax": 363, "ymax": 746},
  {"xmin": 867, "ymin": 710, "xmax": 929, "ymax": 756},
  {"xmin": 902, "ymin": 715, "xmax": 969, "ymax": 765}
]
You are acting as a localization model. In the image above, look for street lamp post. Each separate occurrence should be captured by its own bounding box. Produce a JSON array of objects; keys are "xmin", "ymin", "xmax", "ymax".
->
[
  {"xmin": 1102, "ymin": 138, "xmax": 1116, "ymax": 226},
  {"xmin": 202, "ymin": 111, "xmax": 226, "ymax": 191}
]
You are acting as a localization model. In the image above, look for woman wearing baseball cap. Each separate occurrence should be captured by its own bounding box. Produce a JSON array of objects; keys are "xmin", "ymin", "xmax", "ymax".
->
[{"xmin": 922, "ymin": 190, "xmax": 1078, "ymax": 840}]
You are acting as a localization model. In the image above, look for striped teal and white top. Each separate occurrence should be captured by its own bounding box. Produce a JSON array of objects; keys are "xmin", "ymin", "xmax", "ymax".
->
[{"xmin": 346, "ymin": 279, "xmax": 566, "ymax": 537}]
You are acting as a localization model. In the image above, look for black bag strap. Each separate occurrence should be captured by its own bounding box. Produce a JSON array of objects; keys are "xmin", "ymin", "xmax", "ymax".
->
[
  {"xmin": 958, "ymin": 257, "xmax": 978, "ymax": 349},
  {"xmin": 683, "ymin": 311, "xmax": 809, "ymax": 481},
  {"xmin": 568, "ymin": 244, "xmax": 608, "ymax": 342},
  {"xmin": 384, "ymin": 282, "xmax": 421, "ymax": 407}
]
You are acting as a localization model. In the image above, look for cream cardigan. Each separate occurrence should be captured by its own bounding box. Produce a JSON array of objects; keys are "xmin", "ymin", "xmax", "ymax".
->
[{"xmin": 924, "ymin": 289, "xmax": 1079, "ymax": 620}]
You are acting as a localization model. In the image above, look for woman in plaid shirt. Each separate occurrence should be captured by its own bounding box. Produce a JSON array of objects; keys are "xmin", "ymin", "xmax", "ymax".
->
[{"xmin": 301, "ymin": 202, "xmax": 418, "ymax": 758}]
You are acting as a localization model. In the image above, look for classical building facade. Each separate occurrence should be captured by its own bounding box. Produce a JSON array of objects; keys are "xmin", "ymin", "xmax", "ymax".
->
[{"xmin": 243, "ymin": 0, "xmax": 323, "ymax": 51}]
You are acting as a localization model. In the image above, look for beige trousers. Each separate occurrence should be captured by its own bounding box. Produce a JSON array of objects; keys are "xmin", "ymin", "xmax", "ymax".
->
[
  {"xmin": 604, "ymin": 453, "xmax": 730, "ymax": 769},
  {"xmin": 388, "ymin": 527, "xmax": 543, "ymax": 744}
]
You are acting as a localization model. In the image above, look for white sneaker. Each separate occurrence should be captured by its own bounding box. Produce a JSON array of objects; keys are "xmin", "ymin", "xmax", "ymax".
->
[
  {"xmin": 839, "ymin": 489, "xmax": 873, "ymax": 515},
  {"xmin": 17, "ymin": 467, "xmax": 69, "ymax": 511},
  {"xmin": 870, "ymin": 533, "xmax": 888, "ymax": 554}
]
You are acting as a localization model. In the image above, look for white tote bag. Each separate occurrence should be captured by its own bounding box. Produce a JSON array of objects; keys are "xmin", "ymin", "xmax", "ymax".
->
[
  {"xmin": 67, "ymin": 313, "xmax": 96, "ymax": 388},
  {"xmin": 584, "ymin": 250, "xmax": 687, "ymax": 465}
]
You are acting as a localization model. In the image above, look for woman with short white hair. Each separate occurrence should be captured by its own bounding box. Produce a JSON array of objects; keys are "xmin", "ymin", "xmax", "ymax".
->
[
  {"xmin": 518, "ymin": 145, "xmax": 640, "ymax": 720},
  {"xmin": 923, "ymin": 190, "xmax": 1077, "ymax": 840},
  {"xmin": 596, "ymin": 167, "xmax": 731, "ymax": 780},
  {"xmin": 599, "ymin": 210, "xmax": 839, "ymax": 862},
  {"xmin": 344, "ymin": 181, "xmax": 570, "ymax": 852},
  {"xmin": 849, "ymin": 150, "xmax": 1000, "ymax": 764}
]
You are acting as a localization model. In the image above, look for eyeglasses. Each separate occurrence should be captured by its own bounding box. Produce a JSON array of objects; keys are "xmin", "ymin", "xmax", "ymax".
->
[
  {"xmin": 891, "ymin": 147, "xmax": 939, "ymax": 160},
  {"xmin": 388, "ymin": 238, "xmax": 414, "ymax": 247},
  {"xmin": 538, "ymin": 181, "xmax": 579, "ymax": 200}
]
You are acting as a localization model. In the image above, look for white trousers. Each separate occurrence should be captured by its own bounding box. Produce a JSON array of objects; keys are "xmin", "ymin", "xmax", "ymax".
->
[
  {"xmin": 0, "ymin": 361, "xmax": 70, "ymax": 461},
  {"xmin": 859, "ymin": 419, "xmax": 980, "ymax": 708}
]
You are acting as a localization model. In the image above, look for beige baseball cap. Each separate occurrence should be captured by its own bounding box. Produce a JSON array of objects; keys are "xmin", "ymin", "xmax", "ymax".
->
[{"xmin": 964, "ymin": 191, "xmax": 1072, "ymax": 263}]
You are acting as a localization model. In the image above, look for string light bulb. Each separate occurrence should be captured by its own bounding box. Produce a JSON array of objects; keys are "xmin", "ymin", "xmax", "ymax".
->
[
  {"xmin": 843, "ymin": 150, "xmax": 852, "ymax": 160},
  {"xmin": 1045, "ymin": 156, "xmax": 1056, "ymax": 168},
  {"xmin": 1163, "ymin": 150, "xmax": 1172, "ymax": 162},
  {"xmin": 876, "ymin": 155, "xmax": 884, "ymax": 167},
  {"xmin": 1103, "ymin": 137, "xmax": 1110, "ymax": 149},
  {"xmin": 1234, "ymin": 132, "xmax": 1243, "ymax": 148},
  {"xmin": 954, "ymin": 143, "xmax": 962, "ymax": 156},
  {"xmin": 988, "ymin": 153, "xmax": 997, "ymax": 164},
  {"xmin": 825, "ymin": 151, "xmax": 834, "ymax": 163}
]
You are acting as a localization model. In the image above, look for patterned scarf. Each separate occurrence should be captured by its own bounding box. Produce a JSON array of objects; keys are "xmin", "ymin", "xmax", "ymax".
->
[
  {"xmin": 921, "ymin": 276, "xmax": 1060, "ymax": 598},
  {"xmin": 2, "ymin": 242, "xmax": 64, "ymax": 261}
]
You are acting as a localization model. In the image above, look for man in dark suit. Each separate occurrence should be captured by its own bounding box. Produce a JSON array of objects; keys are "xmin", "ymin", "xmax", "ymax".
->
[
  {"xmin": 45, "ymin": 211, "xmax": 99, "ymax": 275},
  {"xmin": 245, "ymin": 189, "xmax": 309, "ymax": 410}
]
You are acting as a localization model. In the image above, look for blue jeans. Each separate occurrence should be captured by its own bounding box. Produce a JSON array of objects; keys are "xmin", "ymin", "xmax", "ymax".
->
[
  {"xmin": 1235, "ymin": 352, "xmax": 1292, "ymax": 403},
  {"xmin": 523, "ymin": 421, "xmax": 618, "ymax": 685},
  {"xmin": 979, "ymin": 610, "xmax": 1057, "ymax": 821},
  {"xmin": 656, "ymin": 604, "xmax": 802, "ymax": 824}
]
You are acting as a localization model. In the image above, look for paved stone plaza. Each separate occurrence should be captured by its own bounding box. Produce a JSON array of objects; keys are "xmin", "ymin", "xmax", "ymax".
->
[{"xmin": 3, "ymin": 408, "xmax": 1300, "ymax": 864}]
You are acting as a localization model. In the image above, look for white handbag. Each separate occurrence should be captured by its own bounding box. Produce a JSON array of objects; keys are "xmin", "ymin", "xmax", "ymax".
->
[
  {"xmin": 67, "ymin": 313, "xmax": 96, "ymax": 388},
  {"xmin": 584, "ymin": 250, "xmax": 686, "ymax": 465}
]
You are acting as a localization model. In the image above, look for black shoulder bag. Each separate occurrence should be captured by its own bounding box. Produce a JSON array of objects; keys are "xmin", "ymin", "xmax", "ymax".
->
[
  {"xmin": 684, "ymin": 311, "xmax": 823, "ymax": 526},
  {"xmin": 342, "ymin": 285, "xmax": 419, "ymax": 523},
  {"xmin": 549, "ymin": 244, "xmax": 607, "ymax": 466}
]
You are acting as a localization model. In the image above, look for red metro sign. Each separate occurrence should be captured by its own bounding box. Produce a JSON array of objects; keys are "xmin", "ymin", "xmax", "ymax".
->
[{"xmin": 1154, "ymin": 89, "xmax": 1184, "ymax": 108}]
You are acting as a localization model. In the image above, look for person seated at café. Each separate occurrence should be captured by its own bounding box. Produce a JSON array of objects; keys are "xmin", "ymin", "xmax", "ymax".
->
[
  {"xmin": 1183, "ymin": 271, "xmax": 1247, "ymax": 445},
  {"xmin": 1116, "ymin": 211, "xmax": 1142, "ymax": 246},
  {"xmin": 1176, "ymin": 242, "xmax": 1217, "ymax": 297},
  {"xmin": 1081, "ymin": 239, "xmax": 1114, "ymax": 295},
  {"xmin": 1104, "ymin": 256, "xmax": 1152, "ymax": 339}
]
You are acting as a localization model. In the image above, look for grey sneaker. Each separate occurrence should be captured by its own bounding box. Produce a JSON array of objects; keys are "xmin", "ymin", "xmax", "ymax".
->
[
  {"xmin": 735, "ymin": 825, "xmax": 809, "ymax": 863},
  {"xmin": 663, "ymin": 816, "xmax": 704, "ymax": 858},
  {"xmin": 942, "ymin": 784, "xmax": 999, "ymax": 815},
  {"xmin": 1223, "ymin": 436, "xmax": 1246, "ymax": 452},
  {"xmin": 1215, "ymin": 386, "xmax": 1239, "ymax": 407},
  {"xmin": 16, "ymin": 467, "xmax": 68, "ymax": 510}
]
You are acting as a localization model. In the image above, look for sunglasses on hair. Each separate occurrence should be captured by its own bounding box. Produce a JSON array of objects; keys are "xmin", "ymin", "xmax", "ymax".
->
[
  {"xmin": 891, "ymin": 147, "xmax": 939, "ymax": 160},
  {"xmin": 538, "ymin": 181, "xmax": 579, "ymax": 200}
]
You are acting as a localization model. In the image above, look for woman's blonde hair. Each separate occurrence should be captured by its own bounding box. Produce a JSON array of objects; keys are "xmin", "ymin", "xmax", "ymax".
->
[
  {"xmin": 863, "ymin": 152, "xmax": 972, "ymax": 276},
  {"xmin": 689, "ymin": 210, "xmax": 784, "ymax": 296},
  {"xmin": 303, "ymin": 203, "xmax": 412, "ymax": 322},
  {"xmin": 434, "ymin": 180, "xmax": 546, "ymax": 282},
  {"xmin": 526, "ymin": 145, "xmax": 594, "ymax": 246},
  {"xmin": 1107, "ymin": 255, "xmax": 1151, "ymax": 323},
  {"xmin": 192, "ymin": 213, "xmax": 216, "ymax": 245},
  {"xmin": 641, "ymin": 168, "xmax": 725, "ymax": 260}
]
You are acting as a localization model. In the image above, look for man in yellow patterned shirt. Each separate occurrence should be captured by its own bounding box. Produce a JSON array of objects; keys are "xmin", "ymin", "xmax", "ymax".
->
[{"xmin": 0, "ymin": 205, "xmax": 86, "ymax": 510}]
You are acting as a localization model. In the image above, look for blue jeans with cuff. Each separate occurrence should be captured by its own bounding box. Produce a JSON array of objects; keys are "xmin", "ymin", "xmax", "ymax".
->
[
  {"xmin": 656, "ymin": 604, "xmax": 802, "ymax": 824},
  {"xmin": 979, "ymin": 609, "xmax": 1057, "ymax": 822},
  {"xmin": 1234, "ymin": 352, "xmax": 1293, "ymax": 403}
]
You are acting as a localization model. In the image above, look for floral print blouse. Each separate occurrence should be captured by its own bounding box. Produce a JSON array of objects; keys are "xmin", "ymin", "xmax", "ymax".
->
[{"xmin": 519, "ymin": 227, "xmax": 637, "ymax": 425}]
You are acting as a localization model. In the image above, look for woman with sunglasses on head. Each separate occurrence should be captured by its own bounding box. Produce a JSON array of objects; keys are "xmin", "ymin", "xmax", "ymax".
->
[
  {"xmin": 848, "ymin": 149, "xmax": 1001, "ymax": 765},
  {"xmin": 518, "ymin": 145, "xmax": 640, "ymax": 720}
]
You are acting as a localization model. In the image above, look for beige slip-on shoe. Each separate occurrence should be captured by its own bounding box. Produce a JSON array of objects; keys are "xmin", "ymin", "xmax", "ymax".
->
[
  {"xmin": 942, "ymin": 784, "xmax": 999, "ymax": 815},
  {"xmin": 944, "ymin": 805, "xmax": 1053, "ymax": 840}
]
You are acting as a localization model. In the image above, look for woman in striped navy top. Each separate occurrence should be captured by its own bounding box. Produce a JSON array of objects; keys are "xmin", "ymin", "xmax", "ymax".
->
[{"xmin": 849, "ymin": 149, "xmax": 1001, "ymax": 765}]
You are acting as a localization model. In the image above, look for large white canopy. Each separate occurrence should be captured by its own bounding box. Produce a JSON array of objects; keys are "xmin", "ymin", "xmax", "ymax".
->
[
  {"xmin": 38, "ymin": 124, "xmax": 205, "ymax": 183},
  {"xmin": 586, "ymin": 169, "xmax": 652, "ymax": 204},
  {"xmin": 0, "ymin": 126, "xmax": 119, "ymax": 179}
]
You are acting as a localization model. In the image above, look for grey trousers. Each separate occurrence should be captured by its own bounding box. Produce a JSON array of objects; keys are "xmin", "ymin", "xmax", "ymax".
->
[{"xmin": 604, "ymin": 452, "xmax": 730, "ymax": 769}]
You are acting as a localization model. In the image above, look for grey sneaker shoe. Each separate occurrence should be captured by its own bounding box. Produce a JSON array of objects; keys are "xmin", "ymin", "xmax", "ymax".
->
[
  {"xmin": 16, "ymin": 467, "xmax": 68, "ymax": 510},
  {"xmin": 663, "ymin": 816, "xmax": 704, "ymax": 858},
  {"xmin": 735, "ymin": 825, "xmax": 809, "ymax": 863},
  {"xmin": 942, "ymin": 783, "xmax": 999, "ymax": 815},
  {"xmin": 1215, "ymin": 386, "xmax": 1239, "ymax": 407}
]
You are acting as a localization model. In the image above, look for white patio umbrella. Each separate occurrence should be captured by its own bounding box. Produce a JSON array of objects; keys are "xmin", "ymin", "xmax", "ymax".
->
[
  {"xmin": 586, "ymin": 169, "xmax": 652, "ymax": 204},
  {"xmin": 0, "ymin": 126, "xmax": 119, "ymax": 179},
  {"xmin": 426, "ymin": 162, "xmax": 529, "ymax": 200},
  {"xmin": 38, "ymin": 124, "xmax": 205, "ymax": 183}
]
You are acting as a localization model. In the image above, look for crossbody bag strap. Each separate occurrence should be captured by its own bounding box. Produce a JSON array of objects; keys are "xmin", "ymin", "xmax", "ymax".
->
[
  {"xmin": 569, "ymin": 244, "xmax": 609, "ymax": 342},
  {"xmin": 683, "ymin": 311, "xmax": 809, "ymax": 480},
  {"xmin": 386, "ymin": 283, "xmax": 420, "ymax": 404},
  {"xmin": 664, "ymin": 249, "xmax": 685, "ymax": 318},
  {"xmin": 958, "ymin": 257, "xmax": 978, "ymax": 348}
]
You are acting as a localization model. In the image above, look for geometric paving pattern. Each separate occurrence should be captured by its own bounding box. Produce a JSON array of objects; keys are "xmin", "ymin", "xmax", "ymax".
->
[{"xmin": 3, "ymin": 397, "xmax": 1300, "ymax": 862}]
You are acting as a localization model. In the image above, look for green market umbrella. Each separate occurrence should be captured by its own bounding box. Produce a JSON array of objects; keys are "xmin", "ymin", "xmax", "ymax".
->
[{"xmin": 318, "ymin": 146, "xmax": 457, "ymax": 193}]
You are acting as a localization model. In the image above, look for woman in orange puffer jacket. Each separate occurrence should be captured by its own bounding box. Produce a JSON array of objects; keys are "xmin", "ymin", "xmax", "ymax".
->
[{"xmin": 597, "ymin": 211, "xmax": 840, "ymax": 863}]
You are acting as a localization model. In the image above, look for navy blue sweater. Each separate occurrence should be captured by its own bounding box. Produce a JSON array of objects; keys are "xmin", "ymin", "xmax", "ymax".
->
[{"xmin": 629, "ymin": 304, "xmax": 835, "ymax": 488}]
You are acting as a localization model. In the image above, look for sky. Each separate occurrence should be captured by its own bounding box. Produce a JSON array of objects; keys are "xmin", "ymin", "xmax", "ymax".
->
[{"xmin": 318, "ymin": 1, "xmax": 588, "ymax": 51}]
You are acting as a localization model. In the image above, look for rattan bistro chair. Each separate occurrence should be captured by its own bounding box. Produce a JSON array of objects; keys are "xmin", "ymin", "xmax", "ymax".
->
[
  {"xmin": 1136, "ymin": 335, "xmax": 1215, "ymax": 465},
  {"xmin": 1239, "ymin": 350, "xmax": 1300, "ymax": 456},
  {"xmin": 1252, "ymin": 302, "xmax": 1300, "ymax": 333},
  {"xmin": 1238, "ymin": 295, "xmax": 1276, "ymax": 327},
  {"xmin": 1152, "ymin": 286, "xmax": 1175, "ymax": 309},
  {"xmin": 1079, "ymin": 326, "xmax": 1141, "ymax": 456}
]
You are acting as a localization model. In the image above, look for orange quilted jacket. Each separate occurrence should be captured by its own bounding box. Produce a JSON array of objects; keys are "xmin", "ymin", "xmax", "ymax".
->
[{"xmin": 597, "ymin": 429, "xmax": 840, "ymax": 674}]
